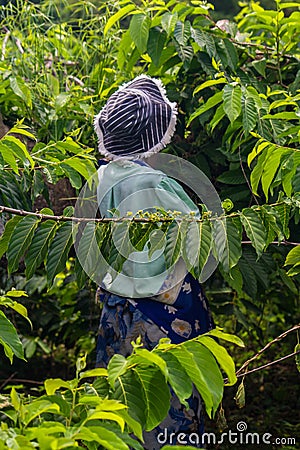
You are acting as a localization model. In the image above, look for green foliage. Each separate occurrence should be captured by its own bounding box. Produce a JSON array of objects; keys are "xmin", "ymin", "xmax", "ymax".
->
[
  {"xmin": 0, "ymin": 290, "xmax": 29, "ymax": 362},
  {"xmin": 0, "ymin": 333, "xmax": 240, "ymax": 449},
  {"xmin": 0, "ymin": 0, "xmax": 299, "ymax": 447}
]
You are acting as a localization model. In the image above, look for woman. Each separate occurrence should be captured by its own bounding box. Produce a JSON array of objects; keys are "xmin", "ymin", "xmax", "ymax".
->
[{"xmin": 94, "ymin": 75, "xmax": 214, "ymax": 449}]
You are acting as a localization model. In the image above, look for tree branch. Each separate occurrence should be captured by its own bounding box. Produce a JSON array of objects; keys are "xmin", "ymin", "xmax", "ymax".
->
[
  {"xmin": 1, "ymin": 204, "xmax": 300, "ymax": 237},
  {"xmin": 236, "ymin": 349, "xmax": 300, "ymax": 378},
  {"xmin": 236, "ymin": 324, "xmax": 300, "ymax": 376}
]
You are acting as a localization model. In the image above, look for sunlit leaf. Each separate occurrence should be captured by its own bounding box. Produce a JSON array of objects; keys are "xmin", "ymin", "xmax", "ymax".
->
[
  {"xmin": 0, "ymin": 311, "xmax": 25, "ymax": 362},
  {"xmin": 104, "ymin": 4, "xmax": 136, "ymax": 35},
  {"xmin": 129, "ymin": 14, "xmax": 151, "ymax": 53}
]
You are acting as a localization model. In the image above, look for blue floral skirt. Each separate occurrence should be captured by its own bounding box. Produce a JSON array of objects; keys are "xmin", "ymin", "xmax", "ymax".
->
[{"xmin": 96, "ymin": 274, "xmax": 214, "ymax": 449}]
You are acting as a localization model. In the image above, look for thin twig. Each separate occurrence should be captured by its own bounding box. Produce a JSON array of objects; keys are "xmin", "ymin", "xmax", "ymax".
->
[
  {"xmin": 236, "ymin": 349, "xmax": 300, "ymax": 378},
  {"xmin": 236, "ymin": 324, "xmax": 300, "ymax": 376},
  {"xmin": 1, "ymin": 30, "xmax": 10, "ymax": 61},
  {"xmin": 68, "ymin": 75, "xmax": 85, "ymax": 87},
  {"xmin": 241, "ymin": 240, "xmax": 300, "ymax": 246},
  {"xmin": 0, "ymin": 372, "xmax": 17, "ymax": 390},
  {"xmin": 15, "ymin": 39, "xmax": 24, "ymax": 54},
  {"xmin": 0, "ymin": 377, "xmax": 44, "ymax": 390}
]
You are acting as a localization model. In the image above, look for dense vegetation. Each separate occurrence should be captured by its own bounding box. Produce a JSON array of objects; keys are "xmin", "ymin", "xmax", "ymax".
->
[{"xmin": 0, "ymin": 0, "xmax": 299, "ymax": 448}]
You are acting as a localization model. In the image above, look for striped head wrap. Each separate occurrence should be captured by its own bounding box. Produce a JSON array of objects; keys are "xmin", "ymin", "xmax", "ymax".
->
[{"xmin": 94, "ymin": 75, "xmax": 177, "ymax": 160}]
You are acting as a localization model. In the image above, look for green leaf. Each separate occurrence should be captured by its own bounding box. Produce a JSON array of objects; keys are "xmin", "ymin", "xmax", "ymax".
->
[
  {"xmin": 260, "ymin": 205, "xmax": 284, "ymax": 245},
  {"xmin": 248, "ymin": 140, "xmax": 270, "ymax": 167},
  {"xmin": 158, "ymin": 351, "xmax": 192, "ymax": 407},
  {"xmin": 130, "ymin": 222, "xmax": 156, "ymax": 251},
  {"xmin": 78, "ymin": 426, "xmax": 130, "ymax": 450},
  {"xmin": 104, "ymin": 4, "xmax": 136, "ymax": 35},
  {"xmin": 61, "ymin": 163, "xmax": 82, "ymax": 189},
  {"xmin": 240, "ymin": 208, "xmax": 266, "ymax": 258},
  {"xmin": 181, "ymin": 342, "xmax": 224, "ymax": 417},
  {"xmin": 85, "ymin": 411, "xmax": 125, "ymax": 432},
  {"xmin": 207, "ymin": 328, "xmax": 245, "ymax": 347},
  {"xmin": 262, "ymin": 112, "xmax": 299, "ymax": 120},
  {"xmin": 115, "ymin": 410, "xmax": 144, "ymax": 444},
  {"xmin": 79, "ymin": 368, "xmax": 108, "ymax": 379},
  {"xmin": 184, "ymin": 220, "xmax": 212, "ymax": 280},
  {"xmin": 282, "ymin": 153, "xmax": 300, "ymax": 197},
  {"xmin": 213, "ymin": 218, "xmax": 242, "ymax": 272},
  {"xmin": 198, "ymin": 336, "xmax": 237, "ymax": 386},
  {"xmin": 261, "ymin": 147, "xmax": 290, "ymax": 200},
  {"xmin": 161, "ymin": 11, "xmax": 178, "ymax": 36},
  {"xmin": 129, "ymin": 14, "xmax": 151, "ymax": 53},
  {"xmin": 54, "ymin": 92, "xmax": 71, "ymax": 110},
  {"xmin": 75, "ymin": 221, "xmax": 103, "ymax": 283},
  {"xmin": 242, "ymin": 96, "xmax": 257, "ymax": 133},
  {"xmin": 217, "ymin": 168, "xmax": 245, "ymax": 185},
  {"xmin": 250, "ymin": 147, "xmax": 269, "ymax": 195},
  {"xmin": 46, "ymin": 222, "xmax": 73, "ymax": 285},
  {"xmin": 251, "ymin": 58, "xmax": 266, "ymax": 77},
  {"xmin": 113, "ymin": 370, "xmax": 147, "ymax": 427},
  {"xmin": 0, "ymin": 215, "xmax": 23, "ymax": 259},
  {"xmin": 194, "ymin": 78, "xmax": 227, "ymax": 95},
  {"xmin": 44, "ymin": 378, "xmax": 74, "ymax": 395},
  {"xmin": 187, "ymin": 91, "xmax": 223, "ymax": 126},
  {"xmin": 2, "ymin": 135, "xmax": 34, "ymax": 168},
  {"xmin": 170, "ymin": 346, "xmax": 215, "ymax": 415},
  {"xmin": 25, "ymin": 220, "xmax": 57, "ymax": 279},
  {"xmin": 1, "ymin": 297, "xmax": 31, "ymax": 327},
  {"xmin": 223, "ymin": 84, "xmax": 242, "ymax": 123},
  {"xmin": 191, "ymin": 28, "xmax": 216, "ymax": 57},
  {"xmin": 7, "ymin": 216, "xmax": 40, "ymax": 273},
  {"xmin": 210, "ymin": 104, "xmax": 226, "ymax": 132},
  {"xmin": 62, "ymin": 157, "xmax": 95, "ymax": 181},
  {"xmin": 23, "ymin": 399, "xmax": 60, "ymax": 427},
  {"xmin": 147, "ymin": 28, "xmax": 166, "ymax": 66},
  {"xmin": 174, "ymin": 20, "xmax": 191, "ymax": 46},
  {"xmin": 0, "ymin": 310, "xmax": 25, "ymax": 362},
  {"xmin": 133, "ymin": 365, "xmax": 170, "ymax": 430},
  {"xmin": 0, "ymin": 143, "xmax": 19, "ymax": 174},
  {"xmin": 176, "ymin": 44, "xmax": 194, "ymax": 68},
  {"xmin": 132, "ymin": 348, "xmax": 168, "ymax": 378},
  {"xmin": 10, "ymin": 77, "xmax": 32, "ymax": 108},
  {"xmin": 148, "ymin": 227, "xmax": 167, "ymax": 258},
  {"xmin": 8, "ymin": 122, "xmax": 36, "ymax": 141},
  {"xmin": 108, "ymin": 354, "xmax": 129, "ymax": 388},
  {"xmin": 109, "ymin": 221, "xmax": 132, "ymax": 273},
  {"xmin": 117, "ymin": 29, "xmax": 133, "ymax": 70},
  {"xmin": 222, "ymin": 38, "xmax": 238, "ymax": 71},
  {"xmin": 164, "ymin": 222, "xmax": 182, "ymax": 268},
  {"xmin": 285, "ymin": 246, "xmax": 300, "ymax": 267},
  {"xmin": 274, "ymin": 203, "xmax": 290, "ymax": 239},
  {"xmin": 5, "ymin": 289, "xmax": 27, "ymax": 298},
  {"xmin": 10, "ymin": 387, "xmax": 21, "ymax": 410}
]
